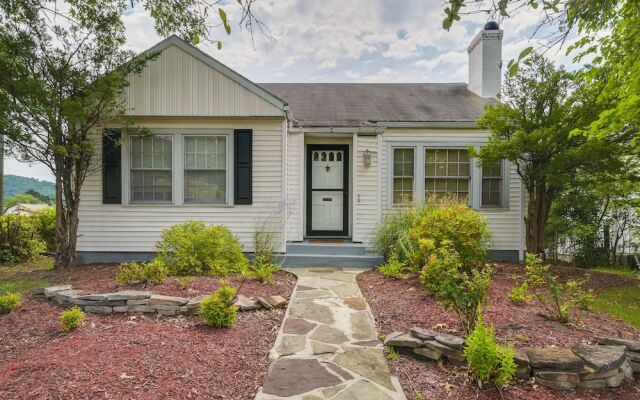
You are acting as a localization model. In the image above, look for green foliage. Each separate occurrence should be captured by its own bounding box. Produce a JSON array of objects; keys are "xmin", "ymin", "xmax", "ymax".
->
[
  {"xmin": 374, "ymin": 204, "xmax": 436, "ymax": 264},
  {"xmin": 590, "ymin": 284, "xmax": 640, "ymax": 329},
  {"xmin": 2, "ymin": 175, "xmax": 55, "ymax": 200},
  {"xmin": 199, "ymin": 282, "xmax": 238, "ymax": 328},
  {"xmin": 60, "ymin": 306, "xmax": 85, "ymax": 332},
  {"xmin": 3, "ymin": 193, "xmax": 42, "ymax": 209},
  {"xmin": 420, "ymin": 245, "xmax": 493, "ymax": 334},
  {"xmin": 176, "ymin": 276, "xmax": 193, "ymax": 290},
  {"xmin": 0, "ymin": 292, "xmax": 21, "ymax": 314},
  {"xmin": 464, "ymin": 313, "xmax": 517, "ymax": 387},
  {"xmin": 32, "ymin": 208, "xmax": 56, "ymax": 253},
  {"xmin": 385, "ymin": 346, "xmax": 401, "ymax": 360},
  {"xmin": 410, "ymin": 203, "xmax": 490, "ymax": 270},
  {"xmin": 116, "ymin": 260, "xmax": 168, "ymax": 285},
  {"xmin": 524, "ymin": 254, "xmax": 593, "ymax": 323},
  {"xmin": 509, "ymin": 283, "xmax": 533, "ymax": 306},
  {"xmin": 248, "ymin": 215, "xmax": 281, "ymax": 283},
  {"xmin": 0, "ymin": 215, "xmax": 46, "ymax": 263},
  {"xmin": 378, "ymin": 254, "xmax": 414, "ymax": 280},
  {"xmin": 154, "ymin": 221, "xmax": 248, "ymax": 276}
]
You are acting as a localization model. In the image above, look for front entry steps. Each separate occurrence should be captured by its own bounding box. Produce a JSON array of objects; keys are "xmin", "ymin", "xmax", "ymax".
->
[{"xmin": 281, "ymin": 241, "xmax": 384, "ymax": 268}]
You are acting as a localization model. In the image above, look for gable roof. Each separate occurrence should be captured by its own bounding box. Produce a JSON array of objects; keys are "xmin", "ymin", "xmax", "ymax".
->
[
  {"xmin": 260, "ymin": 83, "xmax": 494, "ymax": 128},
  {"xmin": 142, "ymin": 36, "xmax": 287, "ymax": 111}
]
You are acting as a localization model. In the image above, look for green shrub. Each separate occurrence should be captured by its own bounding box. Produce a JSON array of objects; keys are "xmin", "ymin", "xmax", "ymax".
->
[
  {"xmin": 248, "ymin": 216, "xmax": 281, "ymax": 283},
  {"xmin": 199, "ymin": 282, "xmax": 238, "ymax": 328},
  {"xmin": 374, "ymin": 204, "xmax": 436, "ymax": 264},
  {"xmin": 60, "ymin": 306, "xmax": 85, "ymax": 332},
  {"xmin": 464, "ymin": 313, "xmax": 517, "ymax": 387},
  {"xmin": 154, "ymin": 221, "xmax": 248, "ymax": 276},
  {"xmin": 524, "ymin": 254, "xmax": 593, "ymax": 323},
  {"xmin": 509, "ymin": 283, "xmax": 533, "ymax": 306},
  {"xmin": 176, "ymin": 276, "xmax": 193, "ymax": 290},
  {"xmin": 0, "ymin": 214, "xmax": 46, "ymax": 263},
  {"xmin": 410, "ymin": 203, "xmax": 490, "ymax": 269},
  {"xmin": 420, "ymin": 245, "xmax": 492, "ymax": 334},
  {"xmin": 378, "ymin": 254, "xmax": 414, "ymax": 279},
  {"xmin": 0, "ymin": 292, "xmax": 22, "ymax": 314},
  {"xmin": 248, "ymin": 254, "xmax": 280, "ymax": 283},
  {"xmin": 116, "ymin": 260, "xmax": 168, "ymax": 285},
  {"xmin": 33, "ymin": 208, "xmax": 56, "ymax": 252}
]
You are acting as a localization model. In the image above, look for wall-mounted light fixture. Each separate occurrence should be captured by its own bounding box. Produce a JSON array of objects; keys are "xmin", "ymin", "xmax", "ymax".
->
[{"xmin": 363, "ymin": 149, "xmax": 372, "ymax": 168}]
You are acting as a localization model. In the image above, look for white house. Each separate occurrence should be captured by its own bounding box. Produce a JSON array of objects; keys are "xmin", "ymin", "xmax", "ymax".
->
[{"xmin": 76, "ymin": 22, "xmax": 525, "ymax": 266}]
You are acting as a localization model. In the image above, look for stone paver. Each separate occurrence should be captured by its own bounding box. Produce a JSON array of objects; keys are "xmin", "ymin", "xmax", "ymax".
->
[{"xmin": 256, "ymin": 267, "xmax": 405, "ymax": 400}]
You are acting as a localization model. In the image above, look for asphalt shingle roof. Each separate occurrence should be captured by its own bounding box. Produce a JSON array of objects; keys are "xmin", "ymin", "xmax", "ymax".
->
[{"xmin": 259, "ymin": 83, "xmax": 494, "ymax": 127}]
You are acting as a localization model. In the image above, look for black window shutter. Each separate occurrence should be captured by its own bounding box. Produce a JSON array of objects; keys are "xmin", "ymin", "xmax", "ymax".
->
[
  {"xmin": 234, "ymin": 129, "xmax": 253, "ymax": 205},
  {"xmin": 102, "ymin": 129, "xmax": 122, "ymax": 204}
]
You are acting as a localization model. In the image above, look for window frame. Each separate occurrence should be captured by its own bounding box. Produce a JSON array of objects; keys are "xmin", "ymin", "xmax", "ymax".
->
[
  {"xmin": 424, "ymin": 148, "xmax": 471, "ymax": 203},
  {"xmin": 391, "ymin": 147, "xmax": 416, "ymax": 206},
  {"xmin": 128, "ymin": 134, "xmax": 174, "ymax": 204},
  {"xmin": 480, "ymin": 159, "xmax": 508, "ymax": 209},
  {"xmin": 121, "ymin": 129, "xmax": 234, "ymax": 207},
  {"xmin": 386, "ymin": 142, "xmax": 510, "ymax": 210},
  {"xmin": 183, "ymin": 134, "xmax": 230, "ymax": 205}
]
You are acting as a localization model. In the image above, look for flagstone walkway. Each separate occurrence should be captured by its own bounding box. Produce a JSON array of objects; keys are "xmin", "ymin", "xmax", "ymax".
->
[{"xmin": 256, "ymin": 267, "xmax": 405, "ymax": 400}]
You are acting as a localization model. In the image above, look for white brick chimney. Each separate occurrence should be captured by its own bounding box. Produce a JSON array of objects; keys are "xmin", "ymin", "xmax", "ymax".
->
[{"xmin": 467, "ymin": 22, "xmax": 503, "ymax": 99}]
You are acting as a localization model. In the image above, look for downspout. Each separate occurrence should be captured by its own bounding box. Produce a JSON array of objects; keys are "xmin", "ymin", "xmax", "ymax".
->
[{"xmin": 281, "ymin": 104, "xmax": 290, "ymax": 253}]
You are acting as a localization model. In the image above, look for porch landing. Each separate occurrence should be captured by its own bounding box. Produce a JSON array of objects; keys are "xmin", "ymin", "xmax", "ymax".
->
[
  {"xmin": 255, "ymin": 267, "xmax": 405, "ymax": 400},
  {"xmin": 280, "ymin": 241, "xmax": 384, "ymax": 268}
]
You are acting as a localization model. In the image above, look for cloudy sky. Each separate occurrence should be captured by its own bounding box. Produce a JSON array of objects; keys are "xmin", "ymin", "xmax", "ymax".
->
[{"xmin": 6, "ymin": 0, "xmax": 581, "ymax": 181}]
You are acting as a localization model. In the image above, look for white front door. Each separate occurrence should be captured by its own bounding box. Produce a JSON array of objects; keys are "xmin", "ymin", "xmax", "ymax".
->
[{"xmin": 309, "ymin": 148, "xmax": 347, "ymax": 234}]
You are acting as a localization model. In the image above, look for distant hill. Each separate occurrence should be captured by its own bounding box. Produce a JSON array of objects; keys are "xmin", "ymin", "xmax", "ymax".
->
[{"xmin": 3, "ymin": 175, "xmax": 55, "ymax": 199}]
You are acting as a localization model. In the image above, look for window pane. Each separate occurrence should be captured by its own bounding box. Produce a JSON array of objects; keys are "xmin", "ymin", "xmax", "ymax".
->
[
  {"xmin": 393, "ymin": 148, "xmax": 415, "ymax": 205},
  {"xmin": 183, "ymin": 136, "xmax": 227, "ymax": 204},
  {"xmin": 130, "ymin": 135, "xmax": 173, "ymax": 203},
  {"xmin": 131, "ymin": 170, "xmax": 172, "ymax": 202}
]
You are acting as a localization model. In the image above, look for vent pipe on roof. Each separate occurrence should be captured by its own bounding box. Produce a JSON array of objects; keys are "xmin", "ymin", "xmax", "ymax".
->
[{"xmin": 467, "ymin": 22, "xmax": 503, "ymax": 99}]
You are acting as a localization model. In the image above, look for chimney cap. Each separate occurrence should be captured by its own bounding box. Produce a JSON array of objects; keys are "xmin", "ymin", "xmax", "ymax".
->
[{"xmin": 484, "ymin": 21, "xmax": 500, "ymax": 30}]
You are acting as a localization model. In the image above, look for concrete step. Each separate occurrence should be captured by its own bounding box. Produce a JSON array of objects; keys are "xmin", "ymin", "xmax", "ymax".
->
[
  {"xmin": 279, "ymin": 253, "xmax": 384, "ymax": 268},
  {"xmin": 286, "ymin": 241, "xmax": 368, "ymax": 256}
]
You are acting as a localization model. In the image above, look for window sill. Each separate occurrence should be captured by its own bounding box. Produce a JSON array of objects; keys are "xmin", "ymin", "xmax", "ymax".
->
[
  {"xmin": 478, "ymin": 206, "xmax": 510, "ymax": 211},
  {"xmin": 123, "ymin": 203, "xmax": 234, "ymax": 208}
]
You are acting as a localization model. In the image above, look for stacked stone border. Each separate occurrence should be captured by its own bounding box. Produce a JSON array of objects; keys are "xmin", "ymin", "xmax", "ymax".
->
[
  {"xmin": 385, "ymin": 328, "xmax": 640, "ymax": 391},
  {"xmin": 32, "ymin": 285, "xmax": 288, "ymax": 316}
]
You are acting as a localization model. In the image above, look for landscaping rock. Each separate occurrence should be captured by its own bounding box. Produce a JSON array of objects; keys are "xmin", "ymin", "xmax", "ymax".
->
[
  {"xmin": 434, "ymin": 333, "xmax": 465, "ymax": 350},
  {"xmin": 580, "ymin": 367, "xmax": 620, "ymax": 381},
  {"xmin": 621, "ymin": 360, "xmax": 634, "ymax": 380},
  {"xmin": 151, "ymin": 304, "xmax": 182, "ymax": 312},
  {"xmin": 44, "ymin": 285, "xmax": 72, "ymax": 298},
  {"xmin": 84, "ymin": 305, "xmax": 113, "ymax": 314},
  {"xmin": 386, "ymin": 334, "xmax": 423, "ymax": 348},
  {"xmin": 526, "ymin": 347, "xmax": 584, "ymax": 371},
  {"xmin": 514, "ymin": 349, "xmax": 530, "ymax": 368},
  {"xmin": 606, "ymin": 370, "xmax": 625, "ymax": 387},
  {"xmin": 256, "ymin": 296, "xmax": 273, "ymax": 309},
  {"xmin": 106, "ymin": 291, "xmax": 151, "ymax": 301},
  {"xmin": 53, "ymin": 289, "xmax": 81, "ymax": 305},
  {"xmin": 382, "ymin": 331, "xmax": 404, "ymax": 346},
  {"xmin": 127, "ymin": 299, "xmax": 150, "ymax": 305},
  {"xmin": 516, "ymin": 366, "xmax": 531, "ymax": 380},
  {"xmin": 535, "ymin": 371, "xmax": 580, "ymax": 384},
  {"xmin": 572, "ymin": 344, "xmax": 626, "ymax": 370},
  {"xmin": 234, "ymin": 295, "xmax": 262, "ymax": 311},
  {"xmin": 113, "ymin": 305, "xmax": 155, "ymax": 313},
  {"xmin": 76, "ymin": 293, "xmax": 108, "ymax": 301},
  {"xmin": 626, "ymin": 351, "xmax": 640, "ymax": 363},
  {"xmin": 148, "ymin": 294, "xmax": 189, "ymax": 306},
  {"xmin": 30, "ymin": 287, "xmax": 45, "ymax": 297},
  {"xmin": 267, "ymin": 295, "xmax": 288, "ymax": 308},
  {"xmin": 424, "ymin": 339, "xmax": 461, "ymax": 359},
  {"xmin": 595, "ymin": 336, "xmax": 640, "ymax": 351},
  {"xmin": 409, "ymin": 327, "xmax": 437, "ymax": 341},
  {"xmin": 578, "ymin": 378, "xmax": 608, "ymax": 389},
  {"xmin": 413, "ymin": 347, "xmax": 442, "ymax": 360},
  {"xmin": 74, "ymin": 299, "xmax": 125, "ymax": 306},
  {"xmin": 630, "ymin": 360, "xmax": 640, "ymax": 373},
  {"xmin": 185, "ymin": 295, "xmax": 208, "ymax": 310},
  {"xmin": 535, "ymin": 376, "xmax": 577, "ymax": 390}
]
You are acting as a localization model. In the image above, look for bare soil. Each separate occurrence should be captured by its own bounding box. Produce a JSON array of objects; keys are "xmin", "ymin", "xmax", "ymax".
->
[
  {"xmin": 357, "ymin": 263, "xmax": 640, "ymax": 400},
  {"xmin": 0, "ymin": 264, "xmax": 296, "ymax": 399}
]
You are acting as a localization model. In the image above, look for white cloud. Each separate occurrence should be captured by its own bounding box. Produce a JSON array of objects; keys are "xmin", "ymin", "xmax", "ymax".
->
[{"xmin": 318, "ymin": 58, "xmax": 337, "ymax": 70}]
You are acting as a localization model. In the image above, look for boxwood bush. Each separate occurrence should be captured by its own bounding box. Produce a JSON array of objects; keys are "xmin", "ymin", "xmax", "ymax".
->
[
  {"xmin": 200, "ymin": 282, "xmax": 238, "ymax": 328},
  {"xmin": 0, "ymin": 292, "xmax": 22, "ymax": 314},
  {"xmin": 153, "ymin": 221, "xmax": 248, "ymax": 276},
  {"xmin": 0, "ymin": 215, "xmax": 46, "ymax": 263}
]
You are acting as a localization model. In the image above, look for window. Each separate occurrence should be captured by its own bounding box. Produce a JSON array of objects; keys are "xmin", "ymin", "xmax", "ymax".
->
[
  {"xmin": 424, "ymin": 149, "xmax": 470, "ymax": 202},
  {"xmin": 392, "ymin": 148, "xmax": 415, "ymax": 205},
  {"xmin": 184, "ymin": 135, "xmax": 227, "ymax": 204},
  {"xmin": 130, "ymin": 135, "xmax": 173, "ymax": 202},
  {"xmin": 482, "ymin": 160, "xmax": 502, "ymax": 207}
]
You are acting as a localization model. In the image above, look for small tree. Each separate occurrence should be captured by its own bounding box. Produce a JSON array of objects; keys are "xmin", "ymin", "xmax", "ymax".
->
[{"xmin": 474, "ymin": 54, "xmax": 633, "ymax": 256}]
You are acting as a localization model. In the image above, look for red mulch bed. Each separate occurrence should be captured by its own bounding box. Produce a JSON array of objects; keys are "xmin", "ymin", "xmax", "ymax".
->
[
  {"xmin": 357, "ymin": 263, "xmax": 640, "ymax": 400},
  {"xmin": 0, "ymin": 265, "xmax": 296, "ymax": 399}
]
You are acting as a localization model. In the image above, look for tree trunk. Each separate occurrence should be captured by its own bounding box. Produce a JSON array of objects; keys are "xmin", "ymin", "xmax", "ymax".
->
[
  {"xmin": 525, "ymin": 182, "xmax": 552, "ymax": 259},
  {"xmin": 54, "ymin": 165, "xmax": 67, "ymax": 269}
]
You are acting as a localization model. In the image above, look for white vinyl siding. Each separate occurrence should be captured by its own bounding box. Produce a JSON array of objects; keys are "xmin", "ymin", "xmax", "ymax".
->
[
  {"xmin": 353, "ymin": 134, "xmax": 380, "ymax": 244},
  {"xmin": 184, "ymin": 135, "xmax": 227, "ymax": 204},
  {"xmin": 130, "ymin": 135, "xmax": 173, "ymax": 203},
  {"xmin": 77, "ymin": 119, "xmax": 284, "ymax": 253},
  {"xmin": 286, "ymin": 132, "xmax": 304, "ymax": 241},
  {"xmin": 125, "ymin": 45, "xmax": 283, "ymax": 117}
]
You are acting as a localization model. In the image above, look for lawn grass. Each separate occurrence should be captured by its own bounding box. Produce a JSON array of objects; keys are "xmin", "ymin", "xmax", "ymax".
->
[
  {"xmin": 0, "ymin": 257, "xmax": 55, "ymax": 294},
  {"xmin": 593, "ymin": 265, "xmax": 640, "ymax": 278},
  {"xmin": 591, "ymin": 284, "xmax": 640, "ymax": 329}
]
